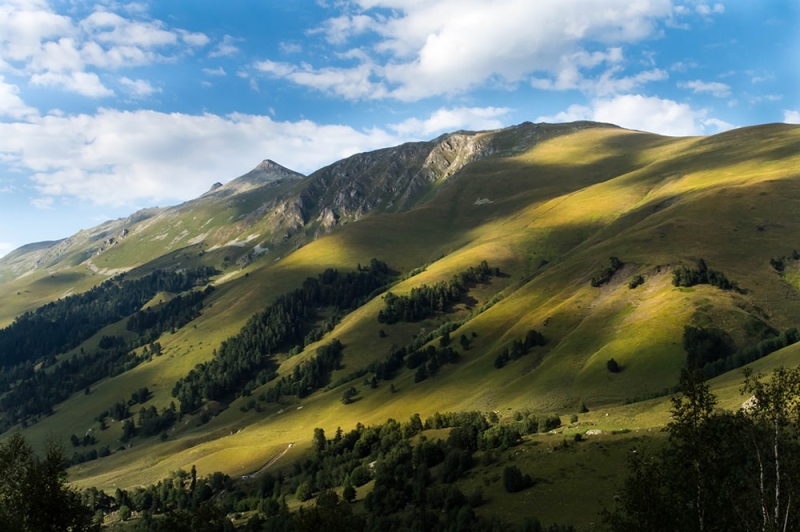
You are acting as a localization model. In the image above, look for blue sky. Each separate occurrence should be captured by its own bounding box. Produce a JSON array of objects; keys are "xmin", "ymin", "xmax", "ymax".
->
[{"xmin": 0, "ymin": 0, "xmax": 797, "ymax": 256}]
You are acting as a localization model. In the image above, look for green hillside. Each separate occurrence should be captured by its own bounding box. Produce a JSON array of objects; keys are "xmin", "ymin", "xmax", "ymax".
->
[{"xmin": 2, "ymin": 121, "xmax": 800, "ymax": 529}]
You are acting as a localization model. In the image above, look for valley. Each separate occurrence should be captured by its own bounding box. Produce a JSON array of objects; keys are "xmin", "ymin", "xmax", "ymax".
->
[{"xmin": 2, "ymin": 121, "xmax": 800, "ymax": 530}]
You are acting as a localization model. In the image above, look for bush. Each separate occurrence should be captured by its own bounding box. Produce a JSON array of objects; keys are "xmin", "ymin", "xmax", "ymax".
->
[
  {"xmin": 607, "ymin": 358, "xmax": 621, "ymax": 373},
  {"xmin": 503, "ymin": 465, "xmax": 533, "ymax": 493}
]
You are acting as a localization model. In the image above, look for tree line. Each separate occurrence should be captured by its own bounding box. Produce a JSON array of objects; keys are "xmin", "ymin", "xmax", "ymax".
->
[
  {"xmin": 378, "ymin": 260, "xmax": 498, "ymax": 324},
  {"xmin": 0, "ymin": 266, "xmax": 216, "ymax": 369},
  {"xmin": 171, "ymin": 260, "xmax": 394, "ymax": 413}
]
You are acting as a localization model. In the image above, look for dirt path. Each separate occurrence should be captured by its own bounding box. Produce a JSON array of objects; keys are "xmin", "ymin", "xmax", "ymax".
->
[{"xmin": 247, "ymin": 443, "xmax": 293, "ymax": 478}]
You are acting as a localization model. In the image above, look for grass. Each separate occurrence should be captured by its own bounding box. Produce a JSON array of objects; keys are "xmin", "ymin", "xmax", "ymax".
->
[{"xmin": 1, "ymin": 123, "xmax": 800, "ymax": 527}]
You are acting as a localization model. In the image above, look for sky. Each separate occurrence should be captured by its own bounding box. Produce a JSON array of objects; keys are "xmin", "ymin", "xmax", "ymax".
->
[{"xmin": 0, "ymin": 0, "xmax": 798, "ymax": 256}]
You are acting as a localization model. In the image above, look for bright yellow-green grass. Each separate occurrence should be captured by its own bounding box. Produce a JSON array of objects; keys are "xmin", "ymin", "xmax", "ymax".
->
[{"xmin": 3, "ymin": 124, "xmax": 800, "ymax": 526}]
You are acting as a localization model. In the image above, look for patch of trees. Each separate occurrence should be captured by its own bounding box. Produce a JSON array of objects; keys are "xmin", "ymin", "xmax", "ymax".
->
[
  {"xmin": 71, "ymin": 407, "xmax": 573, "ymax": 531},
  {"xmin": 591, "ymin": 257, "xmax": 624, "ymax": 287},
  {"xmin": 683, "ymin": 325, "xmax": 735, "ymax": 368},
  {"xmin": 494, "ymin": 330, "xmax": 547, "ymax": 369},
  {"xmin": 377, "ymin": 261, "xmax": 498, "ymax": 324},
  {"xmin": 259, "ymin": 339, "xmax": 344, "ymax": 403},
  {"xmin": 672, "ymin": 259, "xmax": 741, "ymax": 292},
  {"xmin": 126, "ymin": 286, "xmax": 214, "ymax": 342},
  {"xmin": 702, "ymin": 327, "xmax": 800, "ymax": 380},
  {"xmin": 770, "ymin": 249, "xmax": 800, "ymax": 272},
  {"xmin": 0, "ymin": 432, "xmax": 99, "ymax": 531},
  {"xmin": 171, "ymin": 260, "xmax": 393, "ymax": 413},
  {"xmin": 0, "ymin": 343, "xmax": 154, "ymax": 433},
  {"xmin": 628, "ymin": 274, "xmax": 644, "ymax": 289},
  {"xmin": 606, "ymin": 367, "xmax": 800, "ymax": 531},
  {"xmin": 0, "ymin": 266, "xmax": 216, "ymax": 369}
]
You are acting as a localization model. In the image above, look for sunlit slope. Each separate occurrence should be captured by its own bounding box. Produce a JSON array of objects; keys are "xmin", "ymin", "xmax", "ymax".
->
[{"xmin": 10, "ymin": 123, "xmax": 800, "ymax": 493}]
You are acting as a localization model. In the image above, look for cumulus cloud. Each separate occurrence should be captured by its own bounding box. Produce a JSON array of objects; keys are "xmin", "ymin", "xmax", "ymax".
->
[
  {"xmin": 119, "ymin": 76, "xmax": 159, "ymax": 97},
  {"xmin": 785, "ymin": 110, "xmax": 800, "ymax": 124},
  {"xmin": 0, "ymin": 77, "xmax": 38, "ymax": 119},
  {"xmin": 0, "ymin": 1, "xmax": 208, "ymax": 97},
  {"xmin": 209, "ymin": 35, "xmax": 239, "ymax": 57},
  {"xmin": 538, "ymin": 94, "xmax": 733, "ymax": 136},
  {"xmin": 0, "ymin": 105, "xmax": 513, "ymax": 207},
  {"xmin": 202, "ymin": 67, "xmax": 226, "ymax": 76},
  {"xmin": 389, "ymin": 106, "xmax": 511, "ymax": 137},
  {"xmin": 255, "ymin": 0, "xmax": 679, "ymax": 101},
  {"xmin": 678, "ymin": 79, "xmax": 731, "ymax": 98},
  {"xmin": 30, "ymin": 71, "xmax": 114, "ymax": 97}
]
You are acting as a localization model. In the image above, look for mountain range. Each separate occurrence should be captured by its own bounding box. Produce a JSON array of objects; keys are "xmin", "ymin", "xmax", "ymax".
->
[{"xmin": 1, "ymin": 120, "xmax": 800, "ymax": 528}]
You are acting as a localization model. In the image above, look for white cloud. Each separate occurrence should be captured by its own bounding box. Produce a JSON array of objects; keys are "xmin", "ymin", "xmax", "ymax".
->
[
  {"xmin": 202, "ymin": 67, "xmax": 226, "ymax": 76},
  {"xmin": 209, "ymin": 35, "xmax": 238, "ymax": 57},
  {"xmin": 30, "ymin": 71, "xmax": 114, "ymax": 97},
  {"xmin": 0, "ymin": 2, "xmax": 210, "ymax": 97},
  {"xmin": 279, "ymin": 41, "xmax": 302, "ymax": 54},
  {"xmin": 119, "ymin": 77, "xmax": 159, "ymax": 97},
  {"xmin": 390, "ymin": 106, "xmax": 511, "ymax": 137},
  {"xmin": 0, "ymin": 108, "xmax": 404, "ymax": 206},
  {"xmin": 538, "ymin": 94, "xmax": 733, "ymax": 136},
  {"xmin": 0, "ymin": 105, "xmax": 516, "ymax": 208},
  {"xmin": 31, "ymin": 196, "xmax": 54, "ymax": 209},
  {"xmin": 0, "ymin": 76, "xmax": 38, "ymax": 119},
  {"xmin": 785, "ymin": 110, "xmax": 800, "ymax": 124},
  {"xmin": 316, "ymin": 14, "xmax": 377, "ymax": 45},
  {"xmin": 256, "ymin": 0, "xmax": 675, "ymax": 101},
  {"xmin": 177, "ymin": 29, "xmax": 210, "ymax": 47},
  {"xmin": 678, "ymin": 79, "xmax": 731, "ymax": 98}
]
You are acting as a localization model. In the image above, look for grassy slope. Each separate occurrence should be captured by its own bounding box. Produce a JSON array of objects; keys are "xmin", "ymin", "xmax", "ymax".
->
[{"xmin": 4, "ymin": 123, "xmax": 800, "ymax": 527}]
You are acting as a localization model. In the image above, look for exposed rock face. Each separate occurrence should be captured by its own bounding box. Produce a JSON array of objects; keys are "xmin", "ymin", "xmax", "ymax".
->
[
  {"xmin": 0, "ymin": 121, "xmax": 614, "ymax": 280},
  {"xmin": 203, "ymin": 160, "xmax": 306, "ymax": 199}
]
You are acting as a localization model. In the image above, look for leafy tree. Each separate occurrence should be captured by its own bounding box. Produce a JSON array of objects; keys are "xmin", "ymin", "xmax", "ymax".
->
[
  {"xmin": 0, "ymin": 432, "xmax": 99, "ymax": 531},
  {"xmin": 607, "ymin": 367, "xmax": 800, "ymax": 531},
  {"xmin": 503, "ymin": 465, "xmax": 533, "ymax": 493},
  {"xmin": 606, "ymin": 358, "xmax": 621, "ymax": 373}
]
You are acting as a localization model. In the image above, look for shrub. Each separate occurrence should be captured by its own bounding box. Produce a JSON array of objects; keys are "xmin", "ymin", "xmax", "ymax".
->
[{"xmin": 503, "ymin": 465, "xmax": 533, "ymax": 493}]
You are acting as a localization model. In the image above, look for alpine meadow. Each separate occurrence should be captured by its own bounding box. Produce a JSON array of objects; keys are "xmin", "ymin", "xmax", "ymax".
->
[{"xmin": 3, "ymin": 120, "xmax": 800, "ymax": 531}]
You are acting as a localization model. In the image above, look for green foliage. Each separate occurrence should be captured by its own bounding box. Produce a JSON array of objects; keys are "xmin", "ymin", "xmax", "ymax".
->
[
  {"xmin": 172, "ymin": 261, "xmax": 392, "ymax": 412},
  {"xmin": 503, "ymin": 465, "xmax": 533, "ymax": 493},
  {"xmin": 607, "ymin": 367, "xmax": 800, "ymax": 531},
  {"xmin": 591, "ymin": 257, "xmax": 624, "ymax": 287},
  {"xmin": 702, "ymin": 327, "xmax": 800, "ymax": 379},
  {"xmin": 627, "ymin": 274, "xmax": 644, "ymax": 289},
  {"xmin": 377, "ymin": 261, "xmax": 497, "ymax": 324},
  {"xmin": 494, "ymin": 329, "xmax": 546, "ymax": 369},
  {"xmin": 683, "ymin": 326, "xmax": 734, "ymax": 368},
  {"xmin": 0, "ymin": 433, "xmax": 99, "ymax": 531},
  {"xmin": 606, "ymin": 358, "xmax": 621, "ymax": 373},
  {"xmin": 672, "ymin": 259, "xmax": 740, "ymax": 292}
]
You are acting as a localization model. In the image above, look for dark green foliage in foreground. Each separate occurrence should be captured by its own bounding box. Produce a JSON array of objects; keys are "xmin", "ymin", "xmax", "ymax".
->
[
  {"xmin": 0, "ymin": 433, "xmax": 99, "ymax": 531},
  {"xmin": 378, "ymin": 261, "xmax": 497, "ymax": 324},
  {"xmin": 672, "ymin": 258, "xmax": 740, "ymax": 292},
  {"xmin": 172, "ymin": 260, "xmax": 393, "ymax": 412},
  {"xmin": 103, "ymin": 409, "xmax": 571, "ymax": 532},
  {"xmin": 607, "ymin": 367, "xmax": 800, "ymax": 532},
  {"xmin": 590, "ymin": 257, "xmax": 624, "ymax": 287}
]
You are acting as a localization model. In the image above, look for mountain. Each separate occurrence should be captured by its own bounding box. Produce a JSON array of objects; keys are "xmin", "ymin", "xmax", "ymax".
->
[{"xmin": 1, "ymin": 120, "xmax": 800, "ymax": 528}]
